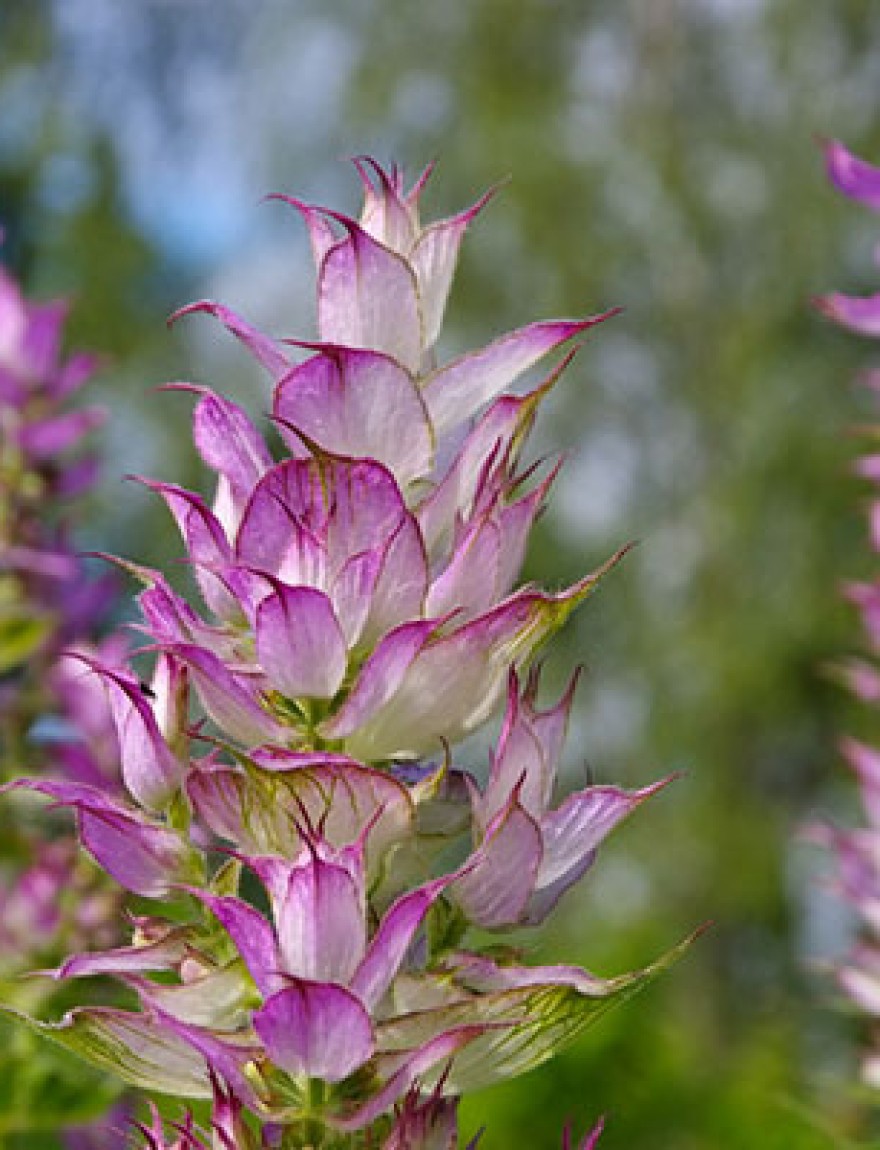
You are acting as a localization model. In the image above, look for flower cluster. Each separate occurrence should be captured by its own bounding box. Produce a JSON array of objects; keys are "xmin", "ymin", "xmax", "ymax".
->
[
  {"xmin": 0, "ymin": 259, "xmax": 128, "ymax": 1145},
  {"xmin": 817, "ymin": 140, "xmax": 880, "ymax": 1087},
  {"xmin": 0, "ymin": 260, "xmax": 125, "ymax": 956},
  {"xmin": 7, "ymin": 161, "xmax": 688, "ymax": 1145}
]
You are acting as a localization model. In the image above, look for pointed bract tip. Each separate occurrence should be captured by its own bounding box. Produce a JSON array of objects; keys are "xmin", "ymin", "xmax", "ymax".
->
[{"xmin": 166, "ymin": 300, "xmax": 220, "ymax": 329}]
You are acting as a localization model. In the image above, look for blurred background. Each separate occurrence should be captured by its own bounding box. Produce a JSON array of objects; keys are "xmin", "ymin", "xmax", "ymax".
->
[{"xmin": 3, "ymin": 0, "xmax": 880, "ymax": 1146}]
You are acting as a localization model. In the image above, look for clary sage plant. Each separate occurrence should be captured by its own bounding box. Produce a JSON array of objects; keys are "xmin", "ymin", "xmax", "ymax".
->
[
  {"xmin": 3, "ymin": 161, "xmax": 693, "ymax": 1147},
  {"xmin": 817, "ymin": 140, "xmax": 880, "ymax": 1089}
]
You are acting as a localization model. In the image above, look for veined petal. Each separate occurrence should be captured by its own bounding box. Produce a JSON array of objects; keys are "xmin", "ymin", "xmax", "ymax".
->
[
  {"xmin": 410, "ymin": 187, "xmax": 496, "ymax": 349},
  {"xmin": 255, "ymin": 583, "xmax": 347, "ymax": 700},
  {"xmin": 168, "ymin": 643, "xmax": 287, "ymax": 746},
  {"xmin": 79, "ymin": 659, "xmax": 182, "ymax": 811},
  {"xmin": 151, "ymin": 652, "xmax": 189, "ymax": 751},
  {"xmin": 318, "ymin": 618, "xmax": 440, "ymax": 744},
  {"xmin": 482, "ymin": 668, "xmax": 579, "ymax": 827},
  {"xmin": 482, "ymin": 680, "xmax": 547, "ymax": 828},
  {"xmin": 55, "ymin": 930, "xmax": 188, "ymax": 980},
  {"xmin": 331, "ymin": 548, "xmax": 383, "ymax": 647},
  {"xmin": 537, "ymin": 778, "xmax": 670, "ymax": 892},
  {"xmin": 447, "ymin": 952, "xmax": 629, "ymax": 997},
  {"xmin": 140, "ymin": 480, "xmax": 236, "ymax": 620},
  {"xmin": 825, "ymin": 139, "xmax": 880, "ymax": 211},
  {"xmin": 376, "ymin": 933, "xmax": 699, "ymax": 1094},
  {"xmin": 321, "ymin": 458, "xmax": 421, "ymax": 579},
  {"xmin": 5, "ymin": 779, "xmax": 190, "ymax": 897},
  {"xmin": 452, "ymin": 798, "xmax": 543, "ymax": 928},
  {"xmin": 422, "ymin": 314, "xmax": 617, "ymax": 436},
  {"xmin": 192, "ymin": 890, "xmax": 281, "ymax": 997},
  {"xmin": 268, "ymin": 193, "xmax": 338, "ymax": 270},
  {"xmin": 168, "ymin": 386, "xmax": 273, "ymax": 536},
  {"xmin": 170, "ymin": 301, "xmax": 291, "ymax": 377},
  {"xmin": 526, "ymin": 778, "xmax": 670, "ymax": 925},
  {"xmin": 254, "ymin": 981, "xmax": 373, "ymax": 1083},
  {"xmin": 523, "ymin": 666, "xmax": 580, "ymax": 798},
  {"xmin": 351, "ymin": 875, "xmax": 456, "ymax": 1011},
  {"xmin": 355, "ymin": 156, "xmax": 418, "ymax": 254},
  {"xmin": 416, "ymin": 366, "xmax": 568, "ymax": 557},
  {"xmin": 425, "ymin": 515, "xmax": 501, "ymax": 623},
  {"xmin": 235, "ymin": 461, "xmax": 329, "ymax": 589},
  {"xmin": 363, "ymin": 513, "xmax": 429, "ymax": 645},
  {"xmin": 131, "ymin": 963, "xmax": 254, "ymax": 1031},
  {"xmin": 187, "ymin": 763, "xmax": 274, "ymax": 854},
  {"xmin": 191, "ymin": 388, "xmax": 272, "ymax": 489},
  {"xmin": 274, "ymin": 346, "xmax": 434, "ymax": 486},
  {"xmin": 236, "ymin": 457, "xmax": 423, "ymax": 618},
  {"xmin": 493, "ymin": 474, "xmax": 556, "ymax": 597},
  {"xmin": 317, "ymin": 215, "xmax": 423, "ymax": 372},
  {"xmin": 336, "ymin": 562, "xmax": 623, "ymax": 761},
  {"xmin": 276, "ymin": 854, "xmax": 366, "ymax": 984},
  {"xmin": 149, "ymin": 1008, "xmax": 264, "ymax": 1105},
  {"xmin": 137, "ymin": 574, "xmax": 211, "ymax": 646},
  {"xmin": 246, "ymin": 750, "xmax": 414, "ymax": 863},
  {"xmin": 333, "ymin": 1027, "xmax": 484, "ymax": 1133}
]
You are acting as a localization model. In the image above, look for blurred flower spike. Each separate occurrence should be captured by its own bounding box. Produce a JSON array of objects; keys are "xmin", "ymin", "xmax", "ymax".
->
[
  {"xmin": 818, "ymin": 139, "xmax": 880, "ymax": 1088},
  {"xmin": 3, "ymin": 158, "xmax": 693, "ymax": 1144}
]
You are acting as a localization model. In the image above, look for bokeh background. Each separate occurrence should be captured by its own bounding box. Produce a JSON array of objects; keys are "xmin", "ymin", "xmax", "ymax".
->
[{"xmin": 3, "ymin": 1, "xmax": 880, "ymax": 1146}]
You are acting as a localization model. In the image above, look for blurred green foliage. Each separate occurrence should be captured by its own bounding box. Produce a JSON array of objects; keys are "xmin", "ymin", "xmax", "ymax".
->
[{"xmin": 3, "ymin": 0, "xmax": 880, "ymax": 1145}]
